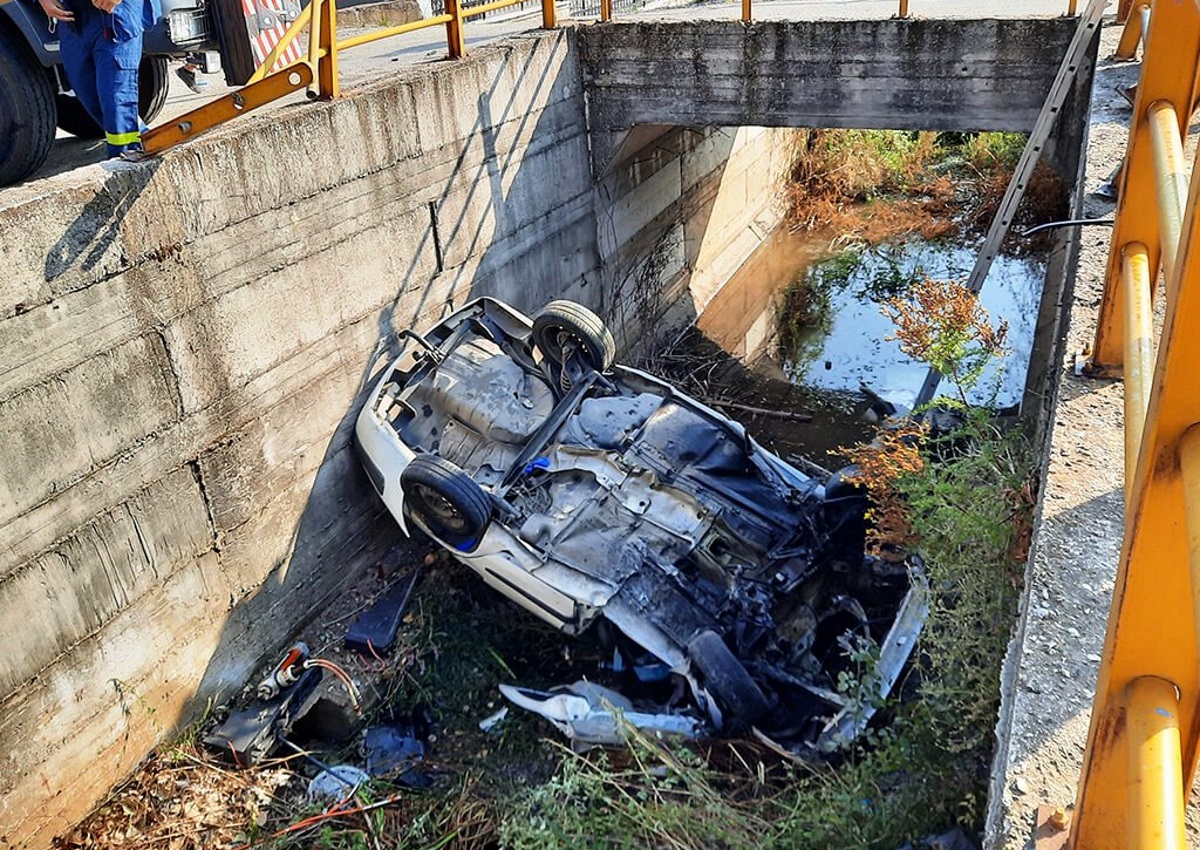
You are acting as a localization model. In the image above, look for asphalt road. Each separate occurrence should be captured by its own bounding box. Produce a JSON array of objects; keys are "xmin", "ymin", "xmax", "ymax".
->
[{"xmin": 19, "ymin": 0, "xmax": 1075, "ymax": 187}]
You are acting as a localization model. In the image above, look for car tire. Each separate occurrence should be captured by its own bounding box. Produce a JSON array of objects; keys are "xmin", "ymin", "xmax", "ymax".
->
[
  {"xmin": 56, "ymin": 56, "xmax": 172, "ymax": 139},
  {"xmin": 400, "ymin": 455, "xmax": 491, "ymax": 552},
  {"xmin": 532, "ymin": 300, "xmax": 616, "ymax": 373},
  {"xmin": 687, "ymin": 629, "xmax": 770, "ymax": 731},
  {"xmin": 0, "ymin": 32, "xmax": 55, "ymax": 186}
]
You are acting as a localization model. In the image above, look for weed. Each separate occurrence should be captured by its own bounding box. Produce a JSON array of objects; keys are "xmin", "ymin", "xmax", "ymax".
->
[{"xmin": 883, "ymin": 276, "xmax": 1009, "ymax": 406}]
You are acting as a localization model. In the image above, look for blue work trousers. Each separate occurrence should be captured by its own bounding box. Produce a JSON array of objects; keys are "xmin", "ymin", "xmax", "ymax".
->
[{"xmin": 59, "ymin": 1, "xmax": 144, "ymax": 157}]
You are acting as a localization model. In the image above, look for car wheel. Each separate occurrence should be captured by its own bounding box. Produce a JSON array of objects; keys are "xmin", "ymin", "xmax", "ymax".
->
[
  {"xmin": 687, "ymin": 629, "xmax": 770, "ymax": 731},
  {"xmin": 0, "ymin": 32, "xmax": 55, "ymax": 186},
  {"xmin": 56, "ymin": 56, "xmax": 172, "ymax": 139},
  {"xmin": 400, "ymin": 455, "xmax": 491, "ymax": 551},
  {"xmin": 532, "ymin": 300, "xmax": 616, "ymax": 373}
]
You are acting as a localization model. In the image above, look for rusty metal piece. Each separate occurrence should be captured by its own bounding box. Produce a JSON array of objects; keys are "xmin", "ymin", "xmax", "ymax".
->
[
  {"xmin": 1034, "ymin": 805, "xmax": 1071, "ymax": 850},
  {"xmin": 142, "ymin": 63, "xmax": 314, "ymax": 153},
  {"xmin": 1049, "ymin": 807, "xmax": 1071, "ymax": 831}
]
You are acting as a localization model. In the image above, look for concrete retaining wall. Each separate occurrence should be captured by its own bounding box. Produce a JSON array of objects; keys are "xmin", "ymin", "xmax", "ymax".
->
[
  {"xmin": 0, "ymin": 30, "xmax": 602, "ymax": 848},
  {"xmin": 594, "ymin": 124, "xmax": 798, "ymax": 355},
  {"xmin": 580, "ymin": 18, "xmax": 1077, "ymax": 133},
  {"xmin": 0, "ymin": 26, "xmax": 788, "ymax": 848}
]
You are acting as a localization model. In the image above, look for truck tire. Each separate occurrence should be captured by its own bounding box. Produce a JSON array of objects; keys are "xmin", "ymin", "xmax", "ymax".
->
[
  {"xmin": 57, "ymin": 55, "xmax": 172, "ymax": 139},
  {"xmin": 0, "ymin": 31, "xmax": 55, "ymax": 186}
]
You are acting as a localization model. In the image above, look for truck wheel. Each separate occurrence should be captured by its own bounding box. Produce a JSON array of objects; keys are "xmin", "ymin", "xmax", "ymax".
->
[
  {"xmin": 139, "ymin": 56, "xmax": 170, "ymax": 124},
  {"xmin": 55, "ymin": 94, "xmax": 103, "ymax": 140},
  {"xmin": 0, "ymin": 32, "xmax": 55, "ymax": 186},
  {"xmin": 57, "ymin": 56, "xmax": 171, "ymax": 139}
]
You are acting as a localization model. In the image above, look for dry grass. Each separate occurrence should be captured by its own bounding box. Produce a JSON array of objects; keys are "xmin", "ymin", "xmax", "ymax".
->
[{"xmin": 783, "ymin": 130, "xmax": 1067, "ymax": 251}]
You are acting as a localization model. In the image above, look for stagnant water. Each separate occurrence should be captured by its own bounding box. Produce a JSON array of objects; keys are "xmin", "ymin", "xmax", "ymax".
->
[{"xmin": 671, "ymin": 226, "xmax": 1047, "ymax": 467}]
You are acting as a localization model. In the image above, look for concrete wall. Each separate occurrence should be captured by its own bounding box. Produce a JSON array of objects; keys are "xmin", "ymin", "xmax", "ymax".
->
[
  {"xmin": 593, "ymin": 125, "xmax": 797, "ymax": 355},
  {"xmin": 580, "ymin": 18, "xmax": 1077, "ymax": 133},
  {"xmin": 0, "ymin": 25, "xmax": 793, "ymax": 848},
  {"xmin": 0, "ymin": 30, "xmax": 600, "ymax": 848}
]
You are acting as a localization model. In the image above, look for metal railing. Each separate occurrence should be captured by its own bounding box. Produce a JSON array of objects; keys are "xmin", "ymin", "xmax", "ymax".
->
[
  {"xmin": 1067, "ymin": 1, "xmax": 1200, "ymax": 848},
  {"xmin": 141, "ymin": 0, "xmax": 1088, "ymax": 151},
  {"xmin": 894, "ymin": 0, "xmax": 1079, "ymax": 18},
  {"xmin": 142, "ymin": 0, "xmax": 558, "ymax": 151}
]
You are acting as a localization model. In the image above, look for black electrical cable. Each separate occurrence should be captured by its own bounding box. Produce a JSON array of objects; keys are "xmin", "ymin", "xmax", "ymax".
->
[{"xmin": 1019, "ymin": 217, "xmax": 1115, "ymax": 237}]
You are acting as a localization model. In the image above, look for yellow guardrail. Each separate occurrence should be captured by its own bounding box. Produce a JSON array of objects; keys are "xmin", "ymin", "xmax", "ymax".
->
[
  {"xmin": 143, "ymin": 0, "xmax": 557, "ymax": 151},
  {"xmin": 893, "ymin": 0, "xmax": 1077, "ymax": 18},
  {"xmin": 142, "ymin": 0, "xmax": 1089, "ymax": 151},
  {"xmin": 1070, "ymin": 1, "xmax": 1200, "ymax": 848}
]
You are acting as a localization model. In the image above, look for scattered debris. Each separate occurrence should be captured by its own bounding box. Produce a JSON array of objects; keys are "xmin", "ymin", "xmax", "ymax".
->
[
  {"xmin": 307, "ymin": 765, "xmax": 370, "ymax": 802},
  {"xmin": 498, "ymin": 681, "xmax": 704, "ymax": 748},
  {"xmin": 204, "ymin": 665, "xmax": 324, "ymax": 766},
  {"xmin": 478, "ymin": 706, "xmax": 509, "ymax": 733},
  {"xmin": 345, "ymin": 568, "xmax": 422, "ymax": 656}
]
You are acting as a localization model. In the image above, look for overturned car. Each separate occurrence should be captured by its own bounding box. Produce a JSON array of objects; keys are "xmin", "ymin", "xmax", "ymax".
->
[{"xmin": 355, "ymin": 298, "xmax": 924, "ymax": 750}]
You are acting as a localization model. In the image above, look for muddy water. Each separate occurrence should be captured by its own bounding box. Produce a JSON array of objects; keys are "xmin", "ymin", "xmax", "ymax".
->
[{"xmin": 676, "ymin": 226, "xmax": 1046, "ymax": 466}]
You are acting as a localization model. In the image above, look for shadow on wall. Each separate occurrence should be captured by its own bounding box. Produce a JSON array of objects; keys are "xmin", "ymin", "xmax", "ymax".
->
[
  {"xmin": 594, "ymin": 128, "xmax": 729, "ymax": 354},
  {"xmin": 176, "ymin": 29, "xmax": 603, "ymax": 725},
  {"xmin": 1, "ymin": 26, "xmax": 783, "ymax": 848}
]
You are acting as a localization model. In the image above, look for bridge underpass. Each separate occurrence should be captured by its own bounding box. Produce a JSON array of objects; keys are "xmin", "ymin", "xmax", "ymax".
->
[{"xmin": 0, "ymin": 5, "xmax": 1124, "ymax": 848}]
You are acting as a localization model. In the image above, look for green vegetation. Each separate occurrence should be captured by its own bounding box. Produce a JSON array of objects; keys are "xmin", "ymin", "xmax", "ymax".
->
[{"xmin": 497, "ymin": 282, "xmax": 1033, "ymax": 850}]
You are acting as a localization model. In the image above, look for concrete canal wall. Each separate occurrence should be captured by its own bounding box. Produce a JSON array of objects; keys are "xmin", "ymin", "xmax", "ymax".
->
[{"xmin": 0, "ymin": 16, "xmax": 1080, "ymax": 847}]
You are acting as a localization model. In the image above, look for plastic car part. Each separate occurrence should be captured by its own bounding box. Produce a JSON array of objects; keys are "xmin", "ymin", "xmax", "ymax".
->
[
  {"xmin": 532, "ymin": 300, "xmax": 616, "ymax": 373},
  {"xmin": 498, "ymin": 682, "xmax": 703, "ymax": 747},
  {"xmin": 400, "ymin": 455, "xmax": 492, "ymax": 550},
  {"xmin": 345, "ymin": 569, "xmax": 422, "ymax": 655},
  {"xmin": 203, "ymin": 666, "xmax": 323, "ymax": 765},
  {"xmin": 687, "ymin": 629, "xmax": 771, "ymax": 730}
]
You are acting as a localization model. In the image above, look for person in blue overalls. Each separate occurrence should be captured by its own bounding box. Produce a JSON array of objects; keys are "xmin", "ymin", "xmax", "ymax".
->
[{"xmin": 36, "ymin": 0, "xmax": 161, "ymax": 157}]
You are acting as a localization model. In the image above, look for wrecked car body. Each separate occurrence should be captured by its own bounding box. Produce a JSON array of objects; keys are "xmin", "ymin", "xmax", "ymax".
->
[{"xmin": 355, "ymin": 297, "xmax": 923, "ymax": 750}]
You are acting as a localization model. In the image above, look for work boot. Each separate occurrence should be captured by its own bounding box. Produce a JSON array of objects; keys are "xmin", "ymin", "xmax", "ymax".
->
[{"xmin": 176, "ymin": 65, "xmax": 208, "ymax": 94}]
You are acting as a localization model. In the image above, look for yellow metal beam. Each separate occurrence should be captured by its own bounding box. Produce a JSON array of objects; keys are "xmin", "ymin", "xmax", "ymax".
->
[
  {"xmin": 1125, "ymin": 677, "xmax": 1186, "ymax": 850},
  {"xmin": 1090, "ymin": 0, "xmax": 1200, "ymax": 373},
  {"xmin": 462, "ymin": 0, "xmax": 530, "ymax": 19},
  {"xmin": 541, "ymin": 0, "xmax": 556, "ymax": 29},
  {"xmin": 1121, "ymin": 243, "xmax": 1153, "ymax": 499},
  {"xmin": 1182, "ymin": 426, "xmax": 1200, "ymax": 645},
  {"xmin": 337, "ymin": 15, "xmax": 451, "ymax": 50},
  {"xmin": 1116, "ymin": 3, "xmax": 1148, "ymax": 59},
  {"xmin": 1071, "ymin": 80, "xmax": 1200, "ymax": 850},
  {"xmin": 316, "ymin": 0, "xmax": 339, "ymax": 98},
  {"xmin": 445, "ymin": 0, "xmax": 466, "ymax": 58},
  {"xmin": 741, "ymin": 0, "xmax": 750, "ymax": 22},
  {"xmin": 1148, "ymin": 101, "xmax": 1187, "ymax": 281},
  {"xmin": 142, "ymin": 64, "xmax": 315, "ymax": 153}
]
